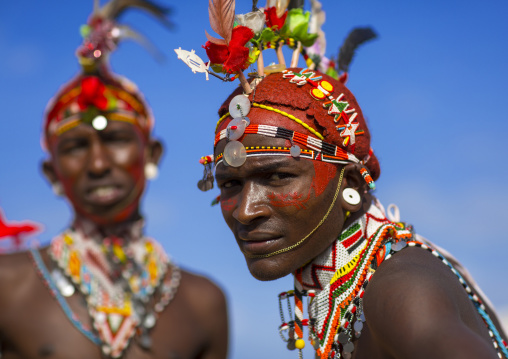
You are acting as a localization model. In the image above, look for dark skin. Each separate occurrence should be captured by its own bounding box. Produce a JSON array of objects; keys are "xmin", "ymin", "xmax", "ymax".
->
[
  {"xmin": 0, "ymin": 120, "xmax": 228, "ymax": 359},
  {"xmin": 216, "ymin": 132, "xmax": 506, "ymax": 358}
]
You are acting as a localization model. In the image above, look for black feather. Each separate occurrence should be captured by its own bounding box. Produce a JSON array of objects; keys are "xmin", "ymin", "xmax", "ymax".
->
[
  {"xmin": 252, "ymin": 0, "xmax": 259, "ymax": 12},
  {"xmin": 338, "ymin": 27, "xmax": 377, "ymax": 73},
  {"xmin": 288, "ymin": 0, "xmax": 305, "ymax": 10},
  {"xmin": 102, "ymin": 0, "xmax": 173, "ymax": 29}
]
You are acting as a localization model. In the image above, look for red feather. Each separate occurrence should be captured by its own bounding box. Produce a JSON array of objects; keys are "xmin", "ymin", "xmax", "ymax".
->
[{"xmin": 208, "ymin": 0, "xmax": 235, "ymax": 45}]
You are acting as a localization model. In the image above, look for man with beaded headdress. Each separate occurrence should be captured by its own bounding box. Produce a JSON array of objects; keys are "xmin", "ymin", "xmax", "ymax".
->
[
  {"xmin": 176, "ymin": 0, "xmax": 508, "ymax": 358},
  {"xmin": 0, "ymin": 1, "xmax": 228, "ymax": 358}
]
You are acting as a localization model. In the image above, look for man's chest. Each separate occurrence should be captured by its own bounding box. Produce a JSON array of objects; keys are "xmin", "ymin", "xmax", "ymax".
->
[{"xmin": 2, "ymin": 277, "xmax": 205, "ymax": 359}]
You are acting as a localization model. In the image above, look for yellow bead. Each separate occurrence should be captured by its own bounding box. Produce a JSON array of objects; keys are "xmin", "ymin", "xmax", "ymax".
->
[{"xmin": 295, "ymin": 339, "xmax": 305, "ymax": 349}]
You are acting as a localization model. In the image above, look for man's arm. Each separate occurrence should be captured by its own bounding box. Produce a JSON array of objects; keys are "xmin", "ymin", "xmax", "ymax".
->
[
  {"xmin": 364, "ymin": 246, "xmax": 499, "ymax": 359},
  {"xmin": 182, "ymin": 271, "xmax": 229, "ymax": 359}
]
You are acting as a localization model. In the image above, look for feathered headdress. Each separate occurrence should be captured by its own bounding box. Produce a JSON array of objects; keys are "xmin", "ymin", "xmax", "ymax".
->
[
  {"xmin": 175, "ymin": 0, "xmax": 375, "ymax": 95},
  {"xmin": 43, "ymin": 0, "xmax": 171, "ymax": 147}
]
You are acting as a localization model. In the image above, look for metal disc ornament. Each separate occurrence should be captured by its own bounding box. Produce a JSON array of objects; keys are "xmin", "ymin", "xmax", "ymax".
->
[
  {"xmin": 143, "ymin": 312, "xmax": 156, "ymax": 329},
  {"xmin": 290, "ymin": 145, "xmax": 301, "ymax": 157},
  {"xmin": 197, "ymin": 179, "xmax": 214, "ymax": 191},
  {"xmin": 287, "ymin": 339, "xmax": 296, "ymax": 351},
  {"xmin": 343, "ymin": 342, "xmax": 355, "ymax": 353},
  {"xmin": 223, "ymin": 141, "xmax": 247, "ymax": 167},
  {"xmin": 354, "ymin": 320, "xmax": 363, "ymax": 332},
  {"xmin": 337, "ymin": 331, "xmax": 349, "ymax": 344},
  {"xmin": 227, "ymin": 118, "xmax": 247, "ymax": 141},
  {"xmin": 229, "ymin": 94, "xmax": 251, "ymax": 118},
  {"xmin": 392, "ymin": 241, "xmax": 407, "ymax": 252}
]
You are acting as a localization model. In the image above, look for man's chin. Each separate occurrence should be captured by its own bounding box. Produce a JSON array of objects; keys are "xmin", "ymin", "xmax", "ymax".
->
[
  {"xmin": 245, "ymin": 256, "xmax": 295, "ymax": 282},
  {"xmin": 74, "ymin": 202, "xmax": 140, "ymax": 226}
]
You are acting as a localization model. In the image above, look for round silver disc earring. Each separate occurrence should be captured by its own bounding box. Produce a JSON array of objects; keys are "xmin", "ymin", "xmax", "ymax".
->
[{"xmin": 342, "ymin": 188, "xmax": 361, "ymax": 205}]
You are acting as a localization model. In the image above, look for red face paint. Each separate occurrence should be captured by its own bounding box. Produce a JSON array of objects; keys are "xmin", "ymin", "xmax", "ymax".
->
[
  {"xmin": 268, "ymin": 191, "xmax": 310, "ymax": 209},
  {"xmin": 311, "ymin": 161, "xmax": 337, "ymax": 197},
  {"xmin": 221, "ymin": 197, "xmax": 238, "ymax": 212}
]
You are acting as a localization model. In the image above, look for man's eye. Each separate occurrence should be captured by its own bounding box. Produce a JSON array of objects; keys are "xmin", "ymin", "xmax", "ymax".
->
[
  {"xmin": 221, "ymin": 180, "xmax": 239, "ymax": 189},
  {"xmin": 59, "ymin": 140, "xmax": 88, "ymax": 154},
  {"xmin": 106, "ymin": 135, "xmax": 133, "ymax": 144},
  {"xmin": 268, "ymin": 172, "xmax": 294, "ymax": 181}
]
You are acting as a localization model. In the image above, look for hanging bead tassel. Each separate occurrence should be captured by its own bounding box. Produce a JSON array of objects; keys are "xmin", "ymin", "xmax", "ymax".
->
[
  {"xmin": 294, "ymin": 269, "xmax": 306, "ymax": 357},
  {"xmin": 359, "ymin": 168, "xmax": 375, "ymax": 190},
  {"xmin": 198, "ymin": 155, "xmax": 214, "ymax": 192}
]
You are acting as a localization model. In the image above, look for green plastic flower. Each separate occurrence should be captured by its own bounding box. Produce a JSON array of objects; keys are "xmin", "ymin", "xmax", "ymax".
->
[{"xmin": 280, "ymin": 8, "xmax": 318, "ymax": 47}]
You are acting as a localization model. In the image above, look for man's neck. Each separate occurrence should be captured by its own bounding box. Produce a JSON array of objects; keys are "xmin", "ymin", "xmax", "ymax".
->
[{"xmin": 71, "ymin": 213, "xmax": 144, "ymax": 244}]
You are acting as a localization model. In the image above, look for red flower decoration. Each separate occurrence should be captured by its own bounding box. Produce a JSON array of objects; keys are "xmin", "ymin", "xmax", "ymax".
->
[
  {"xmin": 264, "ymin": 7, "xmax": 287, "ymax": 30},
  {"xmin": 77, "ymin": 76, "xmax": 109, "ymax": 111},
  {"xmin": 203, "ymin": 25, "xmax": 254, "ymax": 73}
]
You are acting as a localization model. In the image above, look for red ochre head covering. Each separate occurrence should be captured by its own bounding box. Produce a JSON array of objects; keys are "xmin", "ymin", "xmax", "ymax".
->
[
  {"xmin": 216, "ymin": 69, "xmax": 380, "ymax": 181},
  {"xmin": 43, "ymin": 70, "xmax": 153, "ymax": 146}
]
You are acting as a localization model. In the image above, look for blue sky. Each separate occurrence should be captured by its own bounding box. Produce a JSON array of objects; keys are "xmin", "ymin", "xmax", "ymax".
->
[{"xmin": 1, "ymin": 1, "xmax": 507, "ymax": 358}]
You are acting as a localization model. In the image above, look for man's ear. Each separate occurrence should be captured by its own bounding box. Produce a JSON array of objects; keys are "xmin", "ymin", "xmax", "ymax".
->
[
  {"xmin": 147, "ymin": 139, "xmax": 164, "ymax": 166},
  {"xmin": 340, "ymin": 163, "xmax": 369, "ymax": 213},
  {"xmin": 42, "ymin": 159, "xmax": 58, "ymax": 186}
]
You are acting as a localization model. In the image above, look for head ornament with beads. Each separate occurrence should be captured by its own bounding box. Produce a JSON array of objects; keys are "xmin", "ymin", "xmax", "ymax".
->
[
  {"xmin": 175, "ymin": 0, "xmax": 377, "ymax": 197},
  {"xmin": 43, "ymin": 0, "xmax": 172, "ymax": 148}
]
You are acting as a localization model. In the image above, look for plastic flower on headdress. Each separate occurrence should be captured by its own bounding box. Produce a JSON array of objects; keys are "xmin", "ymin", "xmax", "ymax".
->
[
  {"xmin": 202, "ymin": 0, "xmax": 255, "ymax": 91},
  {"xmin": 264, "ymin": 8, "xmax": 287, "ymax": 30},
  {"xmin": 77, "ymin": 77, "xmax": 109, "ymax": 111},
  {"xmin": 235, "ymin": 10, "xmax": 266, "ymax": 35},
  {"xmin": 282, "ymin": 8, "xmax": 318, "ymax": 47},
  {"xmin": 204, "ymin": 26, "xmax": 255, "ymax": 73}
]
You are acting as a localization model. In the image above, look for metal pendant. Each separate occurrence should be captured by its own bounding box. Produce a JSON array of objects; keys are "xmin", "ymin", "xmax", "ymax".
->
[
  {"xmin": 228, "ymin": 94, "xmax": 251, "ymax": 118},
  {"xmin": 392, "ymin": 240, "xmax": 407, "ymax": 251},
  {"xmin": 223, "ymin": 141, "xmax": 247, "ymax": 167},
  {"xmin": 51, "ymin": 269, "xmax": 75, "ymax": 297}
]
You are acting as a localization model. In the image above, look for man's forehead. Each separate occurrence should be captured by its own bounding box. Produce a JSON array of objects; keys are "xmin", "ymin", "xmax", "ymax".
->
[{"xmin": 215, "ymin": 155, "xmax": 308, "ymax": 177}]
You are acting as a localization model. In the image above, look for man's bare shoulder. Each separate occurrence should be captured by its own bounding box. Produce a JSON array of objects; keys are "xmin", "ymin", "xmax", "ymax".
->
[
  {"xmin": 0, "ymin": 249, "xmax": 38, "ymax": 290},
  {"xmin": 177, "ymin": 269, "xmax": 227, "ymax": 317},
  {"xmin": 363, "ymin": 246, "xmax": 498, "ymax": 359},
  {"xmin": 0, "ymin": 249, "xmax": 43, "ymax": 327}
]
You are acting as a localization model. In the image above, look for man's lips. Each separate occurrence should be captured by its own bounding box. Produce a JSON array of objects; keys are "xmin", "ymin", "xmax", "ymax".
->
[
  {"xmin": 237, "ymin": 231, "xmax": 284, "ymax": 255},
  {"xmin": 84, "ymin": 185, "xmax": 124, "ymax": 205}
]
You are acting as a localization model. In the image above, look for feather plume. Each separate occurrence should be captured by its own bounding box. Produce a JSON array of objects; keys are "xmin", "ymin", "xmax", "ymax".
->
[
  {"xmin": 207, "ymin": 0, "xmax": 235, "ymax": 45},
  {"xmin": 338, "ymin": 27, "xmax": 377, "ymax": 73},
  {"xmin": 118, "ymin": 25, "xmax": 165, "ymax": 62},
  {"xmin": 99, "ymin": 0, "xmax": 172, "ymax": 28}
]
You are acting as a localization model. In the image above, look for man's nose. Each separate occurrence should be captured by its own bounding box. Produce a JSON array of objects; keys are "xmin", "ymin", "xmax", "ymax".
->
[
  {"xmin": 87, "ymin": 140, "xmax": 111, "ymax": 178},
  {"xmin": 232, "ymin": 182, "xmax": 271, "ymax": 225}
]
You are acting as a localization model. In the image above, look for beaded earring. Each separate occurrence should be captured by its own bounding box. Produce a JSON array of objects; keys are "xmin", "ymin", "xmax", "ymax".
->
[
  {"xmin": 198, "ymin": 155, "xmax": 214, "ymax": 192},
  {"xmin": 52, "ymin": 182, "xmax": 64, "ymax": 196},
  {"xmin": 144, "ymin": 163, "xmax": 159, "ymax": 180}
]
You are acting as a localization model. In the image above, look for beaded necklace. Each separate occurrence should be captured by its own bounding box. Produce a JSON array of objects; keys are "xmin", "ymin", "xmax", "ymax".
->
[
  {"xmin": 33, "ymin": 220, "xmax": 180, "ymax": 358},
  {"xmin": 278, "ymin": 200, "xmax": 508, "ymax": 359}
]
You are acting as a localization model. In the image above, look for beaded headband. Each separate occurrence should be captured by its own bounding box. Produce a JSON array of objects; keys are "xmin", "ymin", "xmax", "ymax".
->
[
  {"xmin": 43, "ymin": 0, "xmax": 171, "ymax": 146},
  {"xmin": 175, "ymin": 0, "xmax": 377, "ymax": 196}
]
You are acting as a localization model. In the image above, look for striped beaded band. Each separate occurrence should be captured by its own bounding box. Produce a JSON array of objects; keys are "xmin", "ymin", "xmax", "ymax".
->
[
  {"xmin": 215, "ymin": 145, "xmax": 353, "ymax": 167},
  {"xmin": 214, "ymin": 124, "xmax": 360, "ymax": 163}
]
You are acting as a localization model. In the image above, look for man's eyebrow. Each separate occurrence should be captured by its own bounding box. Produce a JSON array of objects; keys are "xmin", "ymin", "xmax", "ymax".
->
[{"xmin": 215, "ymin": 158, "xmax": 296, "ymax": 180}]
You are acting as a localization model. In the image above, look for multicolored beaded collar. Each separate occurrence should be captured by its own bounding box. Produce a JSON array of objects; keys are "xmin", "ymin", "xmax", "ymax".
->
[
  {"xmin": 277, "ymin": 201, "xmax": 508, "ymax": 359},
  {"xmin": 32, "ymin": 220, "xmax": 180, "ymax": 358}
]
